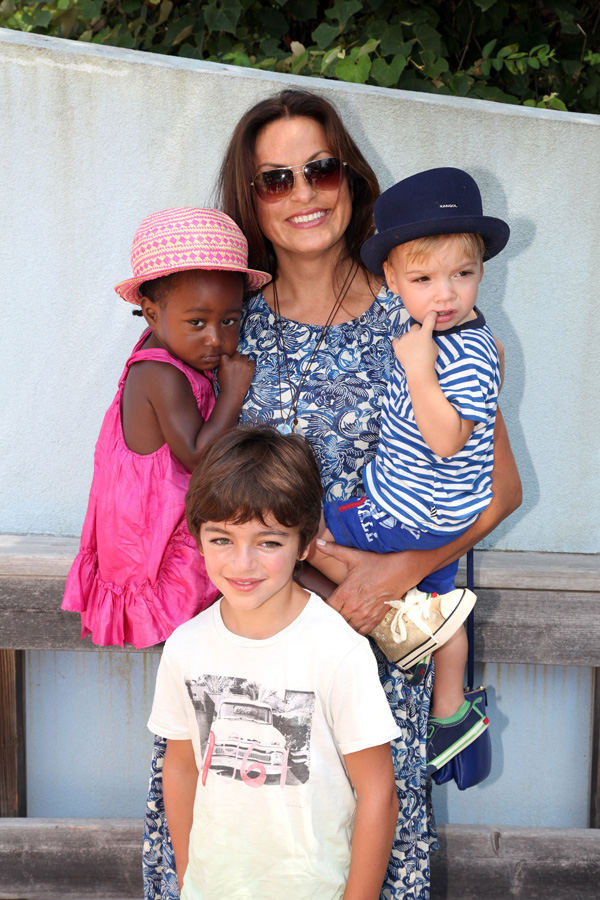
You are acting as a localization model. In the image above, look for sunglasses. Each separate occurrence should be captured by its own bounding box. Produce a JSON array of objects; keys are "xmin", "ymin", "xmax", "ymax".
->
[{"xmin": 251, "ymin": 157, "xmax": 347, "ymax": 203}]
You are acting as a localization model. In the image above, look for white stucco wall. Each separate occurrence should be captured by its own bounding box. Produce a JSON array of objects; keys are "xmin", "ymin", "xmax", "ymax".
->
[
  {"xmin": 1, "ymin": 29, "xmax": 599, "ymax": 552},
  {"xmin": 3, "ymin": 29, "xmax": 599, "ymax": 834}
]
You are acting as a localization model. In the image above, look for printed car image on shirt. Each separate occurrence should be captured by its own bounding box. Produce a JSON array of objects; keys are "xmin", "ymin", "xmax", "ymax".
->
[{"xmin": 210, "ymin": 697, "xmax": 288, "ymax": 777}]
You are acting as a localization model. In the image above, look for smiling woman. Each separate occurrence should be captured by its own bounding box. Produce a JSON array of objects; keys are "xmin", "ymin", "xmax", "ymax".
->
[{"xmin": 143, "ymin": 89, "xmax": 521, "ymax": 900}]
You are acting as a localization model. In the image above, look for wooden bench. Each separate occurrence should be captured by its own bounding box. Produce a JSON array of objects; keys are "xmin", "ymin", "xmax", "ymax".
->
[{"xmin": 1, "ymin": 537, "xmax": 599, "ymax": 898}]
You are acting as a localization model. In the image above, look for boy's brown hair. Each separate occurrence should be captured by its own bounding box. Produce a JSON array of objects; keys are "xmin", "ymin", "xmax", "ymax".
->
[{"xmin": 186, "ymin": 425, "xmax": 323, "ymax": 555}]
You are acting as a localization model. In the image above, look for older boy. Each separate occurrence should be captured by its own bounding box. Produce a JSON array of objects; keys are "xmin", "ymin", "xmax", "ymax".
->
[
  {"xmin": 148, "ymin": 426, "xmax": 400, "ymax": 900},
  {"xmin": 310, "ymin": 168, "xmax": 509, "ymax": 772}
]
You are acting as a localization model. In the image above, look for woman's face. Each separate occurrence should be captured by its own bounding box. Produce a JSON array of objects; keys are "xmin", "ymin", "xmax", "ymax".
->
[{"xmin": 253, "ymin": 116, "xmax": 353, "ymax": 261}]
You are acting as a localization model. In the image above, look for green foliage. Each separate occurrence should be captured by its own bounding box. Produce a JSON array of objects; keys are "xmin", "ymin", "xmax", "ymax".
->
[{"xmin": 2, "ymin": 0, "xmax": 599, "ymax": 113}]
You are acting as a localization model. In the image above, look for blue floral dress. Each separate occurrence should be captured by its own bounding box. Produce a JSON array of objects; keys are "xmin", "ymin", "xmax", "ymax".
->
[{"xmin": 143, "ymin": 284, "xmax": 437, "ymax": 900}]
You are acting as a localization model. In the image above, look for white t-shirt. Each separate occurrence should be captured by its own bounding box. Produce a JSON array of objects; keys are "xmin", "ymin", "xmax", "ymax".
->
[{"xmin": 148, "ymin": 591, "xmax": 400, "ymax": 900}]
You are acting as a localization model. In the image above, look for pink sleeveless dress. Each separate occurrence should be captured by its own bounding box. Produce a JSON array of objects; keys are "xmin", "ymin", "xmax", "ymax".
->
[{"xmin": 62, "ymin": 331, "xmax": 219, "ymax": 648}]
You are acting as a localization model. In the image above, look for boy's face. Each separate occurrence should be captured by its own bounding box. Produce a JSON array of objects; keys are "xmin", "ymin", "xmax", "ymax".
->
[
  {"xmin": 140, "ymin": 270, "xmax": 244, "ymax": 371},
  {"xmin": 383, "ymin": 237, "xmax": 483, "ymax": 331},
  {"xmin": 199, "ymin": 516, "xmax": 308, "ymax": 630}
]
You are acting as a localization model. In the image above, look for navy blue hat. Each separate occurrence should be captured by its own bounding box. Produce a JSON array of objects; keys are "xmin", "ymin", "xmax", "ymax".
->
[{"xmin": 361, "ymin": 167, "xmax": 510, "ymax": 276}]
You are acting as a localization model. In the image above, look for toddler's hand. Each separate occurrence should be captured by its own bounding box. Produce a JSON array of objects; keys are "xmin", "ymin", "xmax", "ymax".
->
[
  {"xmin": 217, "ymin": 351, "xmax": 255, "ymax": 396},
  {"xmin": 393, "ymin": 311, "xmax": 439, "ymax": 374}
]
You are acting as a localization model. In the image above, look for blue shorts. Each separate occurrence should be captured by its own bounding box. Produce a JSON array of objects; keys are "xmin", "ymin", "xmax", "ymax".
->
[{"xmin": 323, "ymin": 495, "xmax": 470, "ymax": 594}]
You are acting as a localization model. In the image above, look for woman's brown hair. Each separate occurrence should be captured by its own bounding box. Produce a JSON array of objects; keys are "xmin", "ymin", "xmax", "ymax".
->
[{"xmin": 215, "ymin": 89, "xmax": 380, "ymax": 280}]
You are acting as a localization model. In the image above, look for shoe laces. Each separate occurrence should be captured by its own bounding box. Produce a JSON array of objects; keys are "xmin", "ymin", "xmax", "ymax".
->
[{"xmin": 384, "ymin": 588, "xmax": 435, "ymax": 644}]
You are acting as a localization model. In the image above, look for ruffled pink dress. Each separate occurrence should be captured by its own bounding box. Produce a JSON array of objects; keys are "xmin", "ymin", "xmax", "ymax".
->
[{"xmin": 62, "ymin": 331, "xmax": 219, "ymax": 648}]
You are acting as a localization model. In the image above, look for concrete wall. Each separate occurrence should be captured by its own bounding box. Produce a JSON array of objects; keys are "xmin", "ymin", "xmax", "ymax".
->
[
  {"xmin": 1, "ymin": 29, "xmax": 599, "ymax": 553},
  {"xmin": 1, "ymin": 31, "xmax": 598, "ymax": 831}
]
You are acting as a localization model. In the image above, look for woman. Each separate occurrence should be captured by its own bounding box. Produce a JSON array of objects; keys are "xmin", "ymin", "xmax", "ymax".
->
[{"xmin": 143, "ymin": 89, "xmax": 521, "ymax": 900}]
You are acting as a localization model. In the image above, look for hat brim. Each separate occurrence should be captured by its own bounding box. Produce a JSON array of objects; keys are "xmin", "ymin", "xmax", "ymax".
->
[
  {"xmin": 361, "ymin": 216, "xmax": 510, "ymax": 276},
  {"xmin": 114, "ymin": 263, "xmax": 271, "ymax": 305}
]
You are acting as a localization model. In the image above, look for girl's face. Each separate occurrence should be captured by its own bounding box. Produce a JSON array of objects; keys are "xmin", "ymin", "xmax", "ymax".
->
[
  {"xmin": 253, "ymin": 116, "xmax": 353, "ymax": 263},
  {"xmin": 141, "ymin": 270, "xmax": 244, "ymax": 370}
]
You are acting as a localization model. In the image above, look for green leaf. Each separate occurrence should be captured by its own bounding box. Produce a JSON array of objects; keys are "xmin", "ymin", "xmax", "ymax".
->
[
  {"xmin": 497, "ymin": 44, "xmax": 518, "ymax": 59},
  {"xmin": 481, "ymin": 39, "xmax": 497, "ymax": 58},
  {"xmin": 335, "ymin": 52, "xmax": 371, "ymax": 83},
  {"xmin": 472, "ymin": 0, "xmax": 498, "ymax": 11},
  {"xmin": 326, "ymin": 0, "xmax": 362, "ymax": 28},
  {"xmin": 79, "ymin": 0, "xmax": 103, "ymax": 20},
  {"xmin": 364, "ymin": 18, "xmax": 388, "ymax": 42},
  {"xmin": 358, "ymin": 38, "xmax": 379, "ymax": 57},
  {"xmin": 371, "ymin": 53, "xmax": 407, "ymax": 87},
  {"xmin": 312, "ymin": 22, "xmax": 339, "ymax": 50},
  {"xmin": 260, "ymin": 7, "xmax": 287, "ymax": 39},
  {"xmin": 157, "ymin": 0, "xmax": 172, "ymax": 26},
  {"xmin": 548, "ymin": 95, "xmax": 568, "ymax": 111},
  {"xmin": 379, "ymin": 24, "xmax": 404, "ymax": 57},
  {"xmin": 450, "ymin": 72, "xmax": 473, "ymax": 96},
  {"xmin": 172, "ymin": 23, "xmax": 194, "ymax": 45},
  {"xmin": 321, "ymin": 44, "xmax": 343, "ymax": 72},
  {"xmin": 414, "ymin": 22, "xmax": 443, "ymax": 58},
  {"xmin": 33, "ymin": 8, "xmax": 53, "ymax": 27},
  {"xmin": 291, "ymin": 47, "xmax": 308, "ymax": 74},
  {"xmin": 420, "ymin": 48, "xmax": 448, "ymax": 80},
  {"xmin": 204, "ymin": 0, "xmax": 243, "ymax": 36}
]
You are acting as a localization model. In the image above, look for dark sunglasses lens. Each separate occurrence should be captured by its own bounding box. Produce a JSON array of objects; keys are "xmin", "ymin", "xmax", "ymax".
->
[
  {"xmin": 254, "ymin": 168, "xmax": 294, "ymax": 200},
  {"xmin": 305, "ymin": 157, "xmax": 342, "ymax": 190}
]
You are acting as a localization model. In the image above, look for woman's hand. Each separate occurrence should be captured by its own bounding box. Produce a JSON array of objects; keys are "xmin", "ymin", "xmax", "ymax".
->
[{"xmin": 317, "ymin": 541, "xmax": 424, "ymax": 634}]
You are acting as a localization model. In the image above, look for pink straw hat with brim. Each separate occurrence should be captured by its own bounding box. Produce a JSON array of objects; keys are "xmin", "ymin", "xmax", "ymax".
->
[{"xmin": 114, "ymin": 208, "xmax": 271, "ymax": 305}]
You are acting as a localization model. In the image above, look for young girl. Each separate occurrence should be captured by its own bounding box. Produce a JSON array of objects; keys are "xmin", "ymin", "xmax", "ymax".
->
[{"xmin": 62, "ymin": 208, "xmax": 270, "ymax": 648}]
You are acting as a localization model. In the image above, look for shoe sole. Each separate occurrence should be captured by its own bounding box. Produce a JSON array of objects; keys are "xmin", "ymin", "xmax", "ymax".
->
[
  {"xmin": 427, "ymin": 715, "xmax": 490, "ymax": 773},
  {"xmin": 391, "ymin": 588, "xmax": 477, "ymax": 670}
]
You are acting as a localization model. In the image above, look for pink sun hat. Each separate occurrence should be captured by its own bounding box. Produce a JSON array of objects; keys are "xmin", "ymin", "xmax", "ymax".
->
[{"xmin": 114, "ymin": 208, "xmax": 271, "ymax": 304}]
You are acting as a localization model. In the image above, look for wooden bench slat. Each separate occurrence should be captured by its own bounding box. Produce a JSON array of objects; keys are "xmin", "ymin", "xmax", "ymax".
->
[
  {"xmin": 1, "ymin": 819, "xmax": 598, "ymax": 900},
  {"xmin": 1, "ymin": 540, "xmax": 598, "ymax": 590},
  {"xmin": 1, "ymin": 576, "xmax": 599, "ymax": 665}
]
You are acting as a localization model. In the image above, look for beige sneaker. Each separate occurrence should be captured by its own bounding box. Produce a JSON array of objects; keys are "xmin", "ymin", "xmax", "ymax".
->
[{"xmin": 369, "ymin": 587, "xmax": 477, "ymax": 670}]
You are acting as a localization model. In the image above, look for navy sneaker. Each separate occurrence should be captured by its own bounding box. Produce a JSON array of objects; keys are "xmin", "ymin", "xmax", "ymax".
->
[{"xmin": 427, "ymin": 695, "xmax": 489, "ymax": 774}]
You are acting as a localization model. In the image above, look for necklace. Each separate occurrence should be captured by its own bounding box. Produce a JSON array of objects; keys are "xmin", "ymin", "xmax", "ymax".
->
[{"xmin": 272, "ymin": 262, "xmax": 358, "ymax": 434}]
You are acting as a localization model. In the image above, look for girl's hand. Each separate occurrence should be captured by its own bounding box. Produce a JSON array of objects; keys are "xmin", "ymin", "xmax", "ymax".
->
[
  {"xmin": 217, "ymin": 351, "xmax": 255, "ymax": 397},
  {"xmin": 393, "ymin": 311, "xmax": 438, "ymax": 375}
]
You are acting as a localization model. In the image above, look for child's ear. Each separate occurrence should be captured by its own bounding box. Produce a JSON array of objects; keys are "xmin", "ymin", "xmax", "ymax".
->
[
  {"xmin": 383, "ymin": 258, "xmax": 399, "ymax": 294},
  {"xmin": 298, "ymin": 544, "xmax": 310, "ymax": 563},
  {"xmin": 140, "ymin": 296, "xmax": 159, "ymax": 328}
]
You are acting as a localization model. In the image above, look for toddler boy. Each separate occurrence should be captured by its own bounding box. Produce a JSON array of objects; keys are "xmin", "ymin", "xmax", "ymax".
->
[
  {"xmin": 310, "ymin": 167, "xmax": 509, "ymax": 772},
  {"xmin": 148, "ymin": 425, "xmax": 400, "ymax": 900}
]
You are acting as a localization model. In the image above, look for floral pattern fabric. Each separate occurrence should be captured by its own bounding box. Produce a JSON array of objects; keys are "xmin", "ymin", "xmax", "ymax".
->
[{"xmin": 142, "ymin": 284, "xmax": 437, "ymax": 900}]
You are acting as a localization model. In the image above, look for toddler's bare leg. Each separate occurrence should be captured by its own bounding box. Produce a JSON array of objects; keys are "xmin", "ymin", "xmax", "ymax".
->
[
  {"xmin": 307, "ymin": 514, "xmax": 348, "ymax": 585},
  {"xmin": 430, "ymin": 625, "xmax": 468, "ymax": 719}
]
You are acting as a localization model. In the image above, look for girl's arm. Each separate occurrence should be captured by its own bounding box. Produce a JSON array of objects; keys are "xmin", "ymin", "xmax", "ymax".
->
[
  {"xmin": 342, "ymin": 743, "xmax": 398, "ymax": 900},
  {"xmin": 321, "ymin": 406, "xmax": 521, "ymax": 634},
  {"xmin": 163, "ymin": 738, "xmax": 198, "ymax": 892},
  {"xmin": 394, "ymin": 311, "xmax": 474, "ymax": 458},
  {"xmin": 124, "ymin": 352, "xmax": 254, "ymax": 472}
]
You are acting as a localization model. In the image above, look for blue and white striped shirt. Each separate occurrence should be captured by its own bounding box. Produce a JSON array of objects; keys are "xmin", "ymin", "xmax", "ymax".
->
[{"xmin": 363, "ymin": 308, "xmax": 500, "ymax": 534}]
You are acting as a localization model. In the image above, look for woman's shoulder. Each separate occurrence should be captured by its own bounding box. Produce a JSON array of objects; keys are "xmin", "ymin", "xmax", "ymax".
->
[{"xmin": 368, "ymin": 282, "xmax": 408, "ymax": 336}]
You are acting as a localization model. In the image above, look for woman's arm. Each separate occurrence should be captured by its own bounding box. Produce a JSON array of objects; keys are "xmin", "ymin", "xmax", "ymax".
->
[
  {"xmin": 163, "ymin": 738, "xmax": 198, "ymax": 891},
  {"xmin": 342, "ymin": 743, "xmax": 398, "ymax": 900},
  {"xmin": 322, "ymin": 407, "xmax": 521, "ymax": 633}
]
